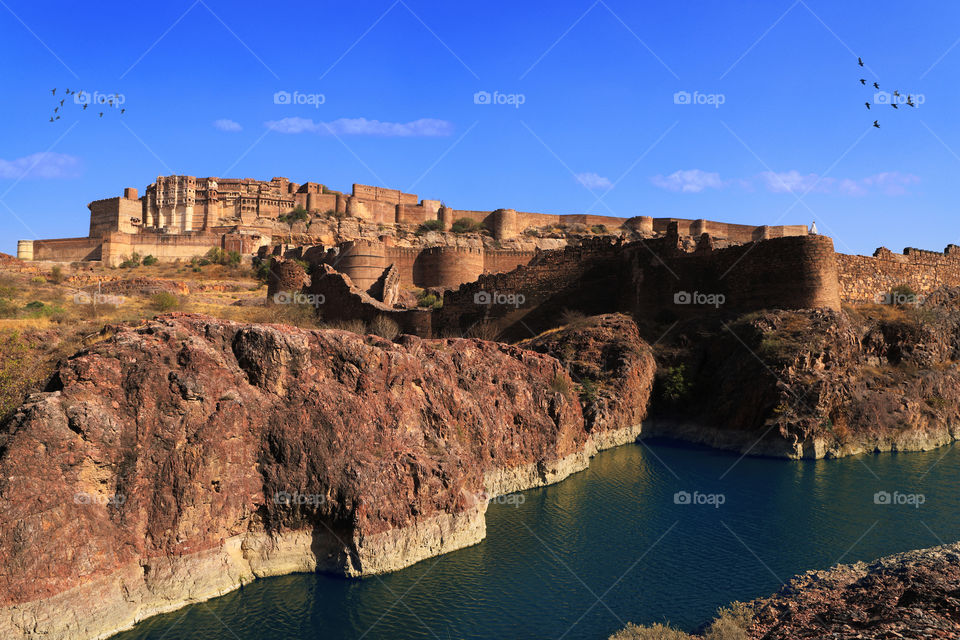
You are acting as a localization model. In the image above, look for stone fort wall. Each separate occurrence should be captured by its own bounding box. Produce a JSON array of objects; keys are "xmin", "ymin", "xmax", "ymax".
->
[{"xmin": 837, "ymin": 245, "xmax": 960, "ymax": 304}]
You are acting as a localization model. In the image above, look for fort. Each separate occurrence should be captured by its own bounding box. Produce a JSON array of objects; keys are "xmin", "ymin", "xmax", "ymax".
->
[{"xmin": 19, "ymin": 174, "xmax": 960, "ymax": 336}]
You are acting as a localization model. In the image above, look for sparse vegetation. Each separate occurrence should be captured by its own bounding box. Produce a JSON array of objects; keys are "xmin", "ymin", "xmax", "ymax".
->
[
  {"xmin": 142, "ymin": 254, "xmax": 158, "ymax": 266},
  {"xmin": 416, "ymin": 219, "xmax": 444, "ymax": 235},
  {"xmin": 560, "ymin": 308, "xmax": 589, "ymax": 329},
  {"xmin": 49, "ymin": 265, "xmax": 64, "ymax": 283},
  {"xmin": 369, "ymin": 315, "xmax": 400, "ymax": 341},
  {"xmin": 150, "ymin": 292, "xmax": 180, "ymax": 312},
  {"xmin": 608, "ymin": 622, "xmax": 690, "ymax": 639},
  {"xmin": 277, "ymin": 207, "xmax": 310, "ymax": 225},
  {"xmin": 550, "ymin": 372, "xmax": 574, "ymax": 400},
  {"xmin": 416, "ymin": 290, "xmax": 443, "ymax": 310},
  {"xmin": 591, "ymin": 224, "xmax": 608, "ymax": 234},
  {"xmin": 450, "ymin": 217, "xmax": 486, "ymax": 234},
  {"xmin": 660, "ymin": 365, "xmax": 691, "ymax": 404},
  {"xmin": 578, "ymin": 377, "xmax": 600, "ymax": 403},
  {"xmin": 119, "ymin": 252, "xmax": 142, "ymax": 269}
]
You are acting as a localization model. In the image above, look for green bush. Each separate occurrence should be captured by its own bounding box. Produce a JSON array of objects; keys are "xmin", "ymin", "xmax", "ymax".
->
[
  {"xmin": 278, "ymin": 207, "xmax": 310, "ymax": 225},
  {"xmin": 198, "ymin": 248, "xmax": 242, "ymax": 267},
  {"xmin": 142, "ymin": 254, "xmax": 158, "ymax": 266},
  {"xmin": 416, "ymin": 290, "xmax": 443, "ymax": 310},
  {"xmin": 450, "ymin": 217, "xmax": 486, "ymax": 234},
  {"xmin": 416, "ymin": 219, "xmax": 444, "ymax": 234},
  {"xmin": 661, "ymin": 365, "xmax": 691, "ymax": 404},
  {"xmin": 591, "ymin": 224, "xmax": 608, "ymax": 234},
  {"xmin": 119, "ymin": 252, "xmax": 142, "ymax": 269},
  {"xmin": 151, "ymin": 292, "xmax": 180, "ymax": 312},
  {"xmin": 24, "ymin": 301, "xmax": 65, "ymax": 320},
  {"xmin": 579, "ymin": 377, "xmax": 600, "ymax": 403}
]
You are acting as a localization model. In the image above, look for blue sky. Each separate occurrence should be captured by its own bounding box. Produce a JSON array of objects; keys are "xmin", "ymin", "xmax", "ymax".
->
[{"xmin": 1, "ymin": 0, "xmax": 959, "ymax": 256}]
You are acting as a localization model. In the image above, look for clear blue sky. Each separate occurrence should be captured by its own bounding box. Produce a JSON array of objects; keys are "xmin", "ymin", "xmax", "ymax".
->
[{"xmin": 1, "ymin": 0, "xmax": 958, "ymax": 256}]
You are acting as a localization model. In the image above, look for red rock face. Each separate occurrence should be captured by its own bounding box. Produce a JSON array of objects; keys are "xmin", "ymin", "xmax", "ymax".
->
[
  {"xmin": 0, "ymin": 314, "xmax": 600, "ymax": 615},
  {"xmin": 749, "ymin": 542, "xmax": 960, "ymax": 638}
]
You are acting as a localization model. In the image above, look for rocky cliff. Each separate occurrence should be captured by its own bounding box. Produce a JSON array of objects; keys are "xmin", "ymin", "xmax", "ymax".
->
[
  {"xmin": 0, "ymin": 312, "xmax": 654, "ymax": 640},
  {"xmin": 646, "ymin": 289, "xmax": 960, "ymax": 458}
]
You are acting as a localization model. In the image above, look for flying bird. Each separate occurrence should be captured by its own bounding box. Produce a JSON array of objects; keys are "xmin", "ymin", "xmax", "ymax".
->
[
  {"xmin": 55, "ymin": 115, "xmax": 60, "ymax": 120},
  {"xmin": 53, "ymin": 107, "xmax": 58, "ymax": 113},
  {"xmin": 99, "ymin": 112, "xmax": 104, "ymax": 118},
  {"xmin": 858, "ymin": 57, "xmax": 864, "ymax": 66},
  {"xmin": 873, "ymin": 82, "xmax": 880, "ymax": 89},
  {"xmin": 907, "ymin": 95, "xmax": 915, "ymax": 107},
  {"xmin": 892, "ymin": 103, "xmax": 899, "ymax": 109},
  {"xmin": 59, "ymin": 99, "xmax": 64, "ymax": 106},
  {"xmin": 873, "ymin": 120, "xmax": 880, "ymax": 128},
  {"xmin": 865, "ymin": 102, "xmax": 871, "ymax": 109},
  {"xmin": 49, "ymin": 117, "xmax": 54, "ymax": 123},
  {"xmin": 50, "ymin": 88, "xmax": 56, "ymax": 95},
  {"xmin": 893, "ymin": 90, "xmax": 900, "ymax": 97},
  {"xmin": 859, "ymin": 79, "xmax": 866, "ymax": 85},
  {"xmin": 82, "ymin": 103, "xmax": 88, "ymax": 110},
  {"xmin": 120, "ymin": 108, "xmax": 125, "ymax": 114}
]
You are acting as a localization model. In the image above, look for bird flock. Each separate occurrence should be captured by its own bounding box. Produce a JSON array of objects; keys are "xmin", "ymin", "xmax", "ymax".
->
[
  {"xmin": 48, "ymin": 88, "xmax": 126, "ymax": 123},
  {"xmin": 859, "ymin": 57, "xmax": 916, "ymax": 129}
]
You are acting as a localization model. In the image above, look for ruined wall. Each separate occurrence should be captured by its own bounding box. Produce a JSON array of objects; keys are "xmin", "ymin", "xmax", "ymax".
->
[
  {"xmin": 337, "ymin": 240, "xmax": 388, "ymax": 293},
  {"xmin": 100, "ymin": 231, "xmax": 225, "ymax": 267},
  {"xmin": 837, "ymin": 246, "xmax": 960, "ymax": 304},
  {"xmin": 436, "ymin": 234, "xmax": 840, "ymax": 340},
  {"xmin": 649, "ymin": 219, "xmax": 807, "ymax": 243},
  {"xmin": 483, "ymin": 250, "xmax": 536, "ymax": 275},
  {"xmin": 266, "ymin": 257, "xmax": 310, "ymax": 300}
]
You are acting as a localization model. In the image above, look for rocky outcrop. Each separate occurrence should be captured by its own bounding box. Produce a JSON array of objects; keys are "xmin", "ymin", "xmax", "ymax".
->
[
  {"xmin": 0, "ymin": 312, "xmax": 655, "ymax": 640},
  {"xmin": 748, "ymin": 541, "xmax": 960, "ymax": 638},
  {"xmin": 647, "ymin": 290, "xmax": 960, "ymax": 458}
]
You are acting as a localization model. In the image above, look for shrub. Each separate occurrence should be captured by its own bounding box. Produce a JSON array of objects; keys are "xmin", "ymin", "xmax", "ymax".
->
[
  {"xmin": 323, "ymin": 318, "xmax": 367, "ymax": 335},
  {"xmin": 199, "ymin": 247, "xmax": 242, "ymax": 267},
  {"xmin": 23, "ymin": 301, "xmax": 65, "ymax": 321},
  {"xmin": 550, "ymin": 372, "xmax": 574, "ymax": 400},
  {"xmin": 416, "ymin": 219, "xmax": 444, "ymax": 235},
  {"xmin": 416, "ymin": 291, "xmax": 442, "ymax": 310},
  {"xmin": 119, "ymin": 252, "xmax": 142, "ymax": 268},
  {"xmin": 704, "ymin": 603, "xmax": 752, "ymax": 640},
  {"xmin": 151, "ymin": 292, "xmax": 180, "ymax": 312},
  {"xmin": 579, "ymin": 377, "xmax": 600, "ymax": 403},
  {"xmin": 49, "ymin": 265, "xmax": 64, "ymax": 283},
  {"xmin": 369, "ymin": 315, "xmax": 400, "ymax": 340},
  {"xmin": 142, "ymin": 254, "xmax": 158, "ymax": 266},
  {"xmin": 30, "ymin": 276, "xmax": 46, "ymax": 284},
  {"xmin": 450, "ymin": 217, "xmax": 486, "ymax": 234},
  {"xmin": 278, "ymin": 207, "xmax": 310, "ymax": 225},
  {"xmin": 0, "ymin": 278, "xmax": 17, "ymax": 299},
  {"xmin": 661, "ymin": 365, "xmax": 691, "ymax": 404},
  {"xmin": 608, "ymin": 622, "xmax": 690, "ymax": 640},
  {"xmin": 561, "ymin": 308, "xmax": 588, "ymax": 329},
  {"xmin": 591, "ymin": 224, "xmax": 608, "ymax": 234},
  {"xmin": 253, "ymin": 259, "xmax": 272, "ymax": 282}
]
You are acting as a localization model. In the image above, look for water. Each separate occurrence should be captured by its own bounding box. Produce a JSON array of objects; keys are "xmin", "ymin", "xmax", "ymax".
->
[{"xmin": 113, "ymin": 440, "xmax": 960, "ymax": 640}]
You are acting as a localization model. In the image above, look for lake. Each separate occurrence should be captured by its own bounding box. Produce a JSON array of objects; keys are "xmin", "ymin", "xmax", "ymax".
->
[{"xmin": 112, "ymin": 439, "xmax": 960, "ymax": 639}]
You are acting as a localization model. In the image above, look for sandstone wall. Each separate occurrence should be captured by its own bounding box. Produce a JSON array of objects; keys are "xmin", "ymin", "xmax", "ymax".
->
[
  {"xmin": 89, "ymin": 197, "xmax": 142, "ymax": 237},
  {"xmin": 837, "ymin": 246, "xmax": 960, "ymax": 304},
  {"xmin": 414, "ymin": 247, "xmax": 485, "ymax": 289},
  {"xmin": 100, "ymin": 231, "xmax": 226, "ymax": 267},
  {"xmin": 27, "ymin": 237, "xmax": 103, "ymax": 262}
]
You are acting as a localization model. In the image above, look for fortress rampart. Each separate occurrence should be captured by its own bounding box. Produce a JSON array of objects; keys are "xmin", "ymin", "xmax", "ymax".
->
[{"xmin": 837, "ymin": 245, "xmax": 960, "ymax": 304}]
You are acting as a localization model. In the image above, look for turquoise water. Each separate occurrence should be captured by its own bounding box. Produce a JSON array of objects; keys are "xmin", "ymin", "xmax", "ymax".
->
[{"xmin": 112, "ymin": 440, "xmax": 960, "ymax": 639}]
